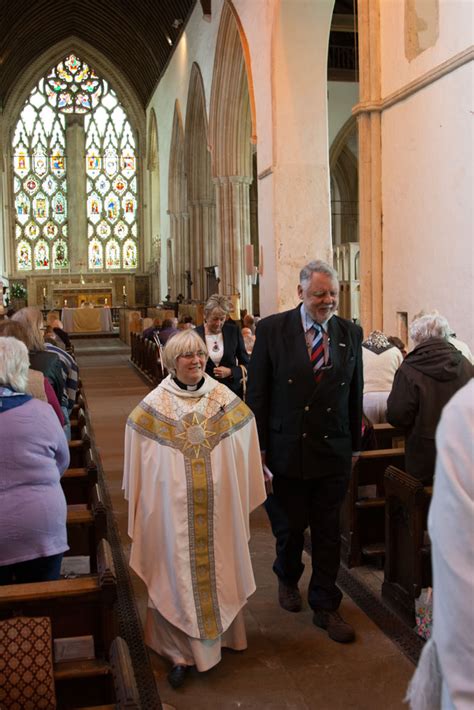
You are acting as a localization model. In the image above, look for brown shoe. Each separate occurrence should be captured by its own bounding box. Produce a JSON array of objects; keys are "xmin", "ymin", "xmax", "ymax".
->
[
  {"xmin": 313, "ymin": 610, "xmax": 355, "ymax": 643},
  {"xmin": 278, "ymin": 579, "xmax": 302, "ymax": 612}
]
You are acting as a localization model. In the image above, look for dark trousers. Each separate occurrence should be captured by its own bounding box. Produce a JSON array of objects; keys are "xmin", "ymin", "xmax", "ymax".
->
[
  {"xmin": 0, "ymin": 553, "xmax": 63, "ymax": 586},
  {"xmin": 269, "ymin": 474, "xmax": 349, "ymax": 611}
]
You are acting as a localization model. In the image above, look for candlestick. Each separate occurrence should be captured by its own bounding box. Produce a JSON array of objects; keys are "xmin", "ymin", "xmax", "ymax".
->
[
  {"xmin": 64, "ymin": 298, "xmax": 67, "ymax": 306},
  {"xmin": 104, "ymin": 297, "xmax": 108, "ymax": 305},
  {"xmin": 43, "ymin": 287, "xmax": 46, "ymax": 297},
  {"xmin": 122, "ymin": 285, "xmax": 126, "ymax": 295}
]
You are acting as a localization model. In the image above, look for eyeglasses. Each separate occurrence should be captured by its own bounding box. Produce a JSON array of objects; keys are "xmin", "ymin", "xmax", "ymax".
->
[{"xmin": 178, "ymin": 350, "xmax": 207, "ymax": 359}]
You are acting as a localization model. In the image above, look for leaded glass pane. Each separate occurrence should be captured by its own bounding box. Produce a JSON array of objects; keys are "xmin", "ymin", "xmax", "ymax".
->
[{"xmin": 13, "ymin": 52, "xmax": 138, "ymax": 272}]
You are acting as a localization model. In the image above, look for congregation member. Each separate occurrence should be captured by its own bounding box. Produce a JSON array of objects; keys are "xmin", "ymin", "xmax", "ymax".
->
[
  {"xmin": 0, "ymin": 320, "xmax": 64, "ymax": 425},
  {"xmin": 158, "ymin": 317, "xmax": 179, "ymax": 345},
  {"xmin": 387, "ymin": 313, "xmax": 472, "ymax": 483},
  {"xmin": 196, "ymin": 294, "xmax": 249, "ymax": 397},
  {"xmin": 0, "ymin": 337, "xmax": 69, "ymax": 585},
  {"xmin": 247, "ymin": 260, "xmax": 363, "ymax": 644},
  {"xmin": 362, "ymin": 330, "xmax": 403, "ymax": 423},
  {"xmin": 241, "ymin": 326, "xmax": 256, "ymax": 355},
  {"xmin": 388, "ymin": 335, "xmax": 407, "ymax": 358},
  {"xmin": 407, "ymin": 380, "xmax": 474, "ymax": 710},
  {"xmin": 12, "ymin": 306, "xmax": 64, "ymax": 405},
  {"xmin": 46, "ymin": 310, "xmax": 72, "ymax": 350},
  {"xmin": 123, "ymin": 330, "xmax": 265, "ymax": 688},
  {"xmin": 142, "ymin": 317, "xmax": 161, "ymax": 342},
  {"xmin": 413, "ymin": 309, "xmax": 474, "ymax": 364}
]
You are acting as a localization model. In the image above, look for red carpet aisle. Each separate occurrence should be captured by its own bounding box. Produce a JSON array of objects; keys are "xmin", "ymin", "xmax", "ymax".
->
[{"xmin": 75, "ymin": 338, "xmax": 415, "ymax": 710}]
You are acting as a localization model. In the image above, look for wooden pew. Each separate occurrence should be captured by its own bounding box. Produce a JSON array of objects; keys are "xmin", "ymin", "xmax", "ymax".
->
[
  {"xmin": 340, "ymin": 447, "xmax": 405, "ymax": 567},
  {"xmin": 66, "ymin": 484, "xmax": 107, "ymax": 572},
  {"xmin": 62, "ymin": 447, "xmax": 98, "ymax": 506},
  {"xmin": 382, "ymin": 465, "xmax": 432, "ymax": 624},
  {"xmin": 372, "ymin": 423, "xmax": 405, "ymax": 449},
  {"xmin": 70, "ymin": 406, "xmax": 86, "ymax": 439},
  {"xmin": 0, "ymin": 541, "xmax": 137, "ymax": 708},
  {"xmin": 69, "ymin": 424, "xmax": 92, "ymax": 468}
]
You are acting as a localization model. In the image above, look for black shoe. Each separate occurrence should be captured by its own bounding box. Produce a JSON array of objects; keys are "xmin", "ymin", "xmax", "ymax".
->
[
  {"xmin": 167, "ymin": 664, "xmax": 190, "ymax": 688},
  {"xmin": 278, "ymin": 579, "xmax": 302, "ymax": 612},
  {"xmin": 312, "ymin": 609, "xmax": 355, "ymax": 643}
]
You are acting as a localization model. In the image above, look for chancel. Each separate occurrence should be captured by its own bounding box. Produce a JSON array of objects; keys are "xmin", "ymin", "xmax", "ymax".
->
[{"xmin": 0, "ymin": 0, "xmax": 472, "ymax": 708}]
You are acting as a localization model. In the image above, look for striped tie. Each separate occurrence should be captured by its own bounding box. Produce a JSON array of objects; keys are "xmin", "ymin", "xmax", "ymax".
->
[{"xmin": 310, "ymin": 323, "xmax": 325, "ymax": 380}]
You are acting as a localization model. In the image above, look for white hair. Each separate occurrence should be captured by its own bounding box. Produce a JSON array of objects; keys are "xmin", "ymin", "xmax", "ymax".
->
[
  {"xmin": 409, "ymin": 313, "xmax": 451, "ymax": 346},
  {"xmin": 162, "ymin": 330, "xmax": 208, "ymax": 376},
  {"xmin": 11, "ymin": 306, "xmax": 45, "ymax": 351},
  {"xmin": 0, "ymin": 337, "xmax": 30, "ymax": 392},
  {"xmin": 299, "ymin": 260, "xmax": 339, "ymax": 286}
]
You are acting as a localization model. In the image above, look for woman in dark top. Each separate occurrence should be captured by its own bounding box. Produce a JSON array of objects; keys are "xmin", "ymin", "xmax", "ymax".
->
[{"xmin": 196, "ymin": 295, "xmax": 249, "ymax": 396}]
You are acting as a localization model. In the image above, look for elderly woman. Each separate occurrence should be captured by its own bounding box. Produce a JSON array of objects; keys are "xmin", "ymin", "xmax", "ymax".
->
[
  {"xmin": 123, "ymin": 330, "xmax": 265, "ymax": 688},
  {"xmin": 196, "ymin": 295, "xmax": 249, "ymax": 396},
  {"xmin": 0, "ymin": 338, "xmax": 70, "ymax": 585},
  {"xmin": 387, "ymin": 313, "xmax": 472, "ymax": 483},
  {"xmin": 362, "ymin": 330, "xmax": 404, "ymax": 423},
  {"xmin": 12, "ymin": 306, "xmax": 64, "ymax": 405}
]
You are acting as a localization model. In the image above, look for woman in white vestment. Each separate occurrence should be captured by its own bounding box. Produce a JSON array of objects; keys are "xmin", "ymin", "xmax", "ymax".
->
[{"xmin": 123, "ymin": 330, "xmax": 266, "ymax": 688}]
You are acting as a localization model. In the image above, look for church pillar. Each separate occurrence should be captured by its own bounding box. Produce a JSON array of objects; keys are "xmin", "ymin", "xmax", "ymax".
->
[
  {"xmin": 65, "ymin": 115, "xmax": 87, "ymax": 272},
  {"xmin": 188, "ymin": 198, "xmax": 216, "ymax": 300},
  {"xmin": 214, "ymin": 175, "xmax": 252, "ymax": 313},
  {"xmin": 354, "ymin": 0, "xmax": 383, "ymax": 332}
]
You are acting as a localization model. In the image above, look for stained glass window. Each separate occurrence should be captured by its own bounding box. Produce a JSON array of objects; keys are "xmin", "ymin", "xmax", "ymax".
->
[{"xmin": 12, "ymin": 53, "xmax": 139, "ymax": 272}]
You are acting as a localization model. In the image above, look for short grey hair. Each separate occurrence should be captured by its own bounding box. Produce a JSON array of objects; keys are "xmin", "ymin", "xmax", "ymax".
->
[
  {"xmin": 203, "ymin": 294, "xmax": 233, "ymax": 319},
  {"xmin": 299, "ymin": 260, "xmax": 339, "ymax": 286},
  {"xmin": 162, "ymin": 330, "xmax": 208, "ymax": 376},
  {"xmin": 11, "ymin": 307, "xmax": 45, "ymax": 351},
  {"xmin": 409, "ymin": 313, "xmax": 451, "ymax": 345},
  {"xmin": 0, "ymin": 337, "xmax": 30, "ymax": 392}
]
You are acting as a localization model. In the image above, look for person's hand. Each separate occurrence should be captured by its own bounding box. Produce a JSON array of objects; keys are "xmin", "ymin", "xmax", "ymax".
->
[
  {"xmin": 351, "ymin": 454, "xmax": 360, "ymax": 469},
  {"xmin": 214, "ymin": 365, "xmax": 231, "ymax": 379},
  {"xmin": 261, "ymin": 452, "xmax": 273, "ymax": 494}
]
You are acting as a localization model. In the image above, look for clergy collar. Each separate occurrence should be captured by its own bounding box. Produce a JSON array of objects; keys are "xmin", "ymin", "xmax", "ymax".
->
[{"xmin": 172, "ymin": 376, "xmax": 205, "ymax": 392}]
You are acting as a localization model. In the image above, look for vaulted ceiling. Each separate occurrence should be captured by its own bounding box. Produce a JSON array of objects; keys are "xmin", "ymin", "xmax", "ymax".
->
[{"xmin": 0, "ymin": 0, "xmax": 196, "ymax": 109}]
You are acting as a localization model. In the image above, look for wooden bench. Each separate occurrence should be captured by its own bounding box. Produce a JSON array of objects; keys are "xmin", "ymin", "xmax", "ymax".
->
[
  {"xmin": 66, "ymin": 484, "xmax": 107, "ymax": 571},
  {"xmin": 69, "ymin": 424, "xmax": 92, "ymax": 468},
  {"xmin": 62, "ymin": 447, "xmax": 98, "ymax": 505},
  {"xmin": 372, "ymin": 423, "xmax": 405, "ymax": 450},
  {"xmin": 0, "ymin": 540, "xmax": 137, "ymax": 708},
  {"xmin": 340, "ymin": 447, "xmax": 405, "ymax": 567},
  {"xmin": 70, "ymin": 406, "xmax": 87, "ymax": 439},
  {"xmin": 382, "ymin": 465, "xmax": 432, "ymax": 625}
]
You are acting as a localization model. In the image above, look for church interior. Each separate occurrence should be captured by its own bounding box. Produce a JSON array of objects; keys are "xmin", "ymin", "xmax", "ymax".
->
[{"xmin": 0, "ymin": 0, "xmax": 472, "ymax": 708}]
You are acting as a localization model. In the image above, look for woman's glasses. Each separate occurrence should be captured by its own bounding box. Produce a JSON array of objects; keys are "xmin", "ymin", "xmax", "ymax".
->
[{"xmin": 178, "ymin": 350, "xmax": 207, "ymax": 360}]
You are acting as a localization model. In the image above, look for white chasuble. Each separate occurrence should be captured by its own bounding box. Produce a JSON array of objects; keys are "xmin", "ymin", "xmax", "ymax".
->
[{"xmin": 123, "ymin": 374, "xmax": 266, "ymax": 643}]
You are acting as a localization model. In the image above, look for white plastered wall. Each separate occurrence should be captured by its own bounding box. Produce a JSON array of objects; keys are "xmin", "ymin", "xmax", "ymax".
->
[{"xmin": 380, "ymin": 0, "xmax": 474, "ymax": 348}]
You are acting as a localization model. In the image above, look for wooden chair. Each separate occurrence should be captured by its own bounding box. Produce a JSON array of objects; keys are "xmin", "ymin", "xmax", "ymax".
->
[
  {"xmin": 382, "ymin": 465, "xmax": 432, "ymax": 624},
  {"xmin": 340, "ymin": 447, "xmax": 405, "ymax": 567}
]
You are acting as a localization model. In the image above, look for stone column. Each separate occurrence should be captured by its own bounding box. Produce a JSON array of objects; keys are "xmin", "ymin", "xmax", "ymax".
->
[
  {"xmin": 65, "ymin": 115, "xmax": 87, "ymax": 272},
  {"xmin": 214, "ymin": 176, "xmax": 252, "ymax": 313},
  {"xmin": 188, "ymin": 198, "xmax": 216, "ymax": 300},
  {"xmin": 354, "ymin": 0, "xmax": 383, "ymax": 332}
]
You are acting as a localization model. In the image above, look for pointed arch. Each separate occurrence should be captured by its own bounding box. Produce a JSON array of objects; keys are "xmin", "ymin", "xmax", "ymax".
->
[
  {"xmin": 168, "ymin": 101, "xmax": 187, "ymax": 298},
  {"xmin": 330, "ymin": 116, "xmax": 358, "ymax": 246},
  {"xmin": 208, "ymin": 1, "xmax": 257, "ymax": 311},
  {"xmin": 184, "ymin": 63, "xmax": 216, "ymax": 299},
  {"xmin": 147, "ymin": 109, "xmax": 161, "ymax": 302}
]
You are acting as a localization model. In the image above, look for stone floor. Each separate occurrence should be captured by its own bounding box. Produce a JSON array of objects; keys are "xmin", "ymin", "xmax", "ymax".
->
[{"xmin": 75, "ymin": 339, "xmax": 415, "ymax": 710}]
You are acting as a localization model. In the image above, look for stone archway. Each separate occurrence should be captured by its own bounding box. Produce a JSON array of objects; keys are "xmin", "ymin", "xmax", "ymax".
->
[
  {"xmin": 330, "ymin": 116, "xmax": 358, "ymax": 246},
  {"xmin": 168, "ymin": 101, "xmax": 187, "ymax": 299},
  {"xmin": 184, "ymin": 63, "xmax": 216, "ymax": 301},
  {"xmin": 209, "ymin": 1, "xmax": 256, "ymax": 312}
]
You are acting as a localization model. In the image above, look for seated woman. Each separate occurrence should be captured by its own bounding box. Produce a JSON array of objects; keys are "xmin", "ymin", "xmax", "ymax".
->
[
  {"xmin": 196, "ymin": 295, "xmax": 249, "ymax": 396},
  {"xmin": 362, "ymin": 330, "xmax": 403, "ymax": 423},
  {"xmin": 123, "ymin": 330, "xmax": 265, "ymax": 688},
  {"xmin": 387, "ymin": 313, "xmax": 472, "ymax": 483},
  {"xmin": 46, "ymin": 310, "xmax": 71, "ymax": 350},
  {"xmin": 0, "ymin": 337, "xmax": 70, "ymax": 585}
]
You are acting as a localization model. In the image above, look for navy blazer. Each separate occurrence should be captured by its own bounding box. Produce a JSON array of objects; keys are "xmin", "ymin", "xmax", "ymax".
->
[
  {"xmin": 196, "ymin": 322, "xmax": 249, "ymax": 395},
  {"xmin": 246, "ymin": 307, "xmax": 363, "ymax": 479}
]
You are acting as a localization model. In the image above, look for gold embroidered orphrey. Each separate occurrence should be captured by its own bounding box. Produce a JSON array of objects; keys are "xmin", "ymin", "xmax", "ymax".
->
[{"xmin": 128, "ymin": 396, "xmax": 253, "ymax": 639}]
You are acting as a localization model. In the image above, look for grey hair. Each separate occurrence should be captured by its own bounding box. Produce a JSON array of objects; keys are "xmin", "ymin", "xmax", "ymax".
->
[
  {"xmin": 409, "ymin": 313, "xmax": 451, "ymax": 345},
  {"xmin": 203, "ymin": 294, "xmax": 233, "ymax": 319},
  {"xmin": 0, "ymin": 337, "xmax": 30, "ymax": 392},
  {"xmin": 162, "ymin": 330, "xmax": 208, "ymax": 376},
  {"xmin": 299, "ymin": 260, "xmax": 339, "ymax": 286},
  {"xmin": 11, "ymin": 307, "xmax": 45, "ymax": 351}
]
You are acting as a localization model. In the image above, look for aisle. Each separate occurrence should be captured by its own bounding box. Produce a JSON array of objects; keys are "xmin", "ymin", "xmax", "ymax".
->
[{"xmin": 75, "ymin": 339, "xmax": 415, "ymax": 710}]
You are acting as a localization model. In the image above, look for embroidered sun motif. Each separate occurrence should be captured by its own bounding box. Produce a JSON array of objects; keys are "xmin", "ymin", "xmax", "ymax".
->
[{"xmin": 175, "ymin": 411, "xmax": 217, "ymax": 458}]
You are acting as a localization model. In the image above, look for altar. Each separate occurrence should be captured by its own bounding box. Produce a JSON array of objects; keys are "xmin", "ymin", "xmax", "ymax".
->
[{"xmin": 62, "ymin": 307, "xmax": 113, "ymax": 333}]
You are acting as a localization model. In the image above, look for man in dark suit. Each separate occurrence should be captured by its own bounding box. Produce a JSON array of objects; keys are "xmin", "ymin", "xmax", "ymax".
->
[{"xmin": 247, "ymin": 260, "xmax": 363, "ymax": 643}]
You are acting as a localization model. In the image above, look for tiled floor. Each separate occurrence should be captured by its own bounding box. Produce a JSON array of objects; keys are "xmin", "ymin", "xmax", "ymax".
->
[{"xmin": 76, "ymin": 339, "xmax": 415, "ymax": 710}]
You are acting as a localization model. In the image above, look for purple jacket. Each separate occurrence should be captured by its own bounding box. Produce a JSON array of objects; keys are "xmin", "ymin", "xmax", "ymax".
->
[{"xmin": 0, "ymin": 398, "xmax": 70, "ymax": 565}]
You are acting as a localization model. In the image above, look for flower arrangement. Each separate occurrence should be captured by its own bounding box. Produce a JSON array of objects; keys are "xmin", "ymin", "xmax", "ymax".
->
[{"xmin": 10, "ymin": 282, "xmax": 27, "ymax": 299}]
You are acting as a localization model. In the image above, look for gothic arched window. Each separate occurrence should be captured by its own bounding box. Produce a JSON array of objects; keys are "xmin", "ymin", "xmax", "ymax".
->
[{"xmin": 12, "ymin": 53, "xmax": 138, "ymax": 272}]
